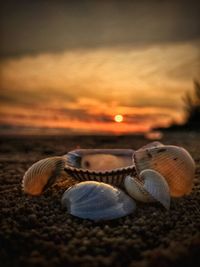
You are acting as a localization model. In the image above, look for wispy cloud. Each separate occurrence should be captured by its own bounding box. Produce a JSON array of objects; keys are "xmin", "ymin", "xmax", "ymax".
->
[{"xmin": 0, "ymin": 41, "xmax": 199, "ymax": 133}]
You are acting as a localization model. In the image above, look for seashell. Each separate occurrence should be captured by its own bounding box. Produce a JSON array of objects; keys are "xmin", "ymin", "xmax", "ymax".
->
[
  {"xmin": 138, "ymin": 141, "xmax": 164, "ymax": 151},
  {"xmin": 124, "ymin": 169, "xmax": 170, "ymax": 209},
  {"xmin": 22, "ymin": 156, "xmax": 67, "ymax": 195},
  {"xmin": 22, "ymin": 142, "xmax": 194, "ymax": 205},
  {"xmin": 61, "ymin": 181, "xmax": 136, "ymax": 221},
  {"xmin": 64, "ymin": 149, "xmax": 136, "ymax": 187},
  {"xmin": 81, "ymin": 154, "xmax": 132, "ymax": 171},
  {"xmin": 134, "ymin": 145, "xmax": 195, "ymax": 197}
]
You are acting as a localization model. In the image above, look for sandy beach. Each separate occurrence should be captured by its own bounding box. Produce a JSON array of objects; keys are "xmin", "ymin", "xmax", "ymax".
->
[{"xmin": 0, "ymin": 132, "xmax": 200, "ymax": 267}]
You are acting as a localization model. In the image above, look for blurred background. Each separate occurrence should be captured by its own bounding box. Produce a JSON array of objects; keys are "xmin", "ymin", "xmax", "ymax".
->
[{"xmin": 0, "ymin": 0, "xmax": 199, "ymax": 136}]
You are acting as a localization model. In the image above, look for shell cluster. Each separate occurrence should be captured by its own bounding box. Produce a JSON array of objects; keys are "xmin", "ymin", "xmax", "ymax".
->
[
  {"xmin": 22, "ymin": 141, "xmax": 195, "ymax": 221},
  {"xmin": 134, "ymin": 145, "xmax": 195, "ymax": 197}
]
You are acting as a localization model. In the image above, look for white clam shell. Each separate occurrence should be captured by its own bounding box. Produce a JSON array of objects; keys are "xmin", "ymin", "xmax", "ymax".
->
[
  {"xmin": 134, "ymin": 145, "xmax": 195, "ymax": 197},
  {"xmin": 22, "ymin": 156, "xmax": 67, "ymax": 195},
  {"xmin": 61, "ymin": 181, "xmax": 136, "ymax": 221},
  {"xmin": 124, "ymin": 169, "xmax": 170, "ymax": 209}
]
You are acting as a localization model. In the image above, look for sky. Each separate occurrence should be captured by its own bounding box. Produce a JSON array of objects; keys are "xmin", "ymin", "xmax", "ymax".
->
[{"xmin": 0, "ymin": 0, "xmax": 200, "ymax": 134}]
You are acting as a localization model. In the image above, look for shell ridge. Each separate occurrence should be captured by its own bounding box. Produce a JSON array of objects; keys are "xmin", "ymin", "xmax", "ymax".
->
[{"xmin": 42, "ymin": 158, "xmax": 66, "ymax": 192}]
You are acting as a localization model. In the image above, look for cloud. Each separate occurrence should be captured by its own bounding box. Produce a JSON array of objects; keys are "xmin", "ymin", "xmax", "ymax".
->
[
  {"xmin": 0, "ymin": 0, "xmax": 200, "ymax": 57},
  {"xmin": 0, "ymin": 41, "xmax": 198, "ymax": 133}
]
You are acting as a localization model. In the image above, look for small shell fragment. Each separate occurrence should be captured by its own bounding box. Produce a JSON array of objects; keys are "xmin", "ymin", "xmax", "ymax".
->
[
  {"xmin": 124, "ymin": 169, "xmax": 170, "ymax": 209},
  {"xmin": 61, "ymin": 181, "xmax": 136, "ymax": 221},
  {"xmin": 22, "ymin": 156, "xmax": 67, "ymax": 195}
]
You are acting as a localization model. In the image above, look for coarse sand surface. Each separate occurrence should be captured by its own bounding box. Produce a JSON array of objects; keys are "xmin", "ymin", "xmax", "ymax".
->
[{"xmin": 0, "ymin": 132, "xmax": 200, "ymax": 267}]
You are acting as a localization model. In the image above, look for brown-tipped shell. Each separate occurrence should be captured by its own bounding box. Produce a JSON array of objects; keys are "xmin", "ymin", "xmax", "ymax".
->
[
  {"xmin": 134, "ymin": 145, "xmax": 195, "ymax": 197},
  {"xmin": 64, "ymin": 149, "xmax": 136, "ymax": 187},
  {"xmin": 22, "ymin": 156, "xmax": 67, "ymax": 195},
  {"xmin": 138, "ymin": 141, "xmax": 164, "ymax": 151}
]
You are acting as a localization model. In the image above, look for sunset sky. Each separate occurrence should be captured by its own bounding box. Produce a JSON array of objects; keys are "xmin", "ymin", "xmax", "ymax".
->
[{"xmin": 0, "ymin": 0, "xmax": 200, "ymax": 134}]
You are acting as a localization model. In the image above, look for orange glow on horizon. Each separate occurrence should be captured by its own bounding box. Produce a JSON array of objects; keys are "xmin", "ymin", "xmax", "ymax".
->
[
  {"xmin": 0, "ymin": 103, "xmax": 184, "ymax": 135},
  {"xmin": 0, "ymin": 43, "xmax": 197, "ymax": 135}
]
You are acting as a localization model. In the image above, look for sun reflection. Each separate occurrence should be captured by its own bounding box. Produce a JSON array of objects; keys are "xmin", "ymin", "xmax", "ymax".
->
[{"xmin": 114, "ymin": 114, "xmax": 123, "ymax": 123}]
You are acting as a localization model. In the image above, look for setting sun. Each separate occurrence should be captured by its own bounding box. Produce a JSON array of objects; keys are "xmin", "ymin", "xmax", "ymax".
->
[{"xmin": 114, "ymin": 114, "xmax": 123, "ymax": 123}]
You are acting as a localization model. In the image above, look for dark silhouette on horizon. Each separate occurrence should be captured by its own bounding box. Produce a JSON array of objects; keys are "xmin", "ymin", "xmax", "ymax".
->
[
  {"xmin": 155, "ymin": 80, "xmax": 200, "ymax": 132},
  {"xmin": 183, "ymin": 80, "xmax": 200, "ymax": 130}
]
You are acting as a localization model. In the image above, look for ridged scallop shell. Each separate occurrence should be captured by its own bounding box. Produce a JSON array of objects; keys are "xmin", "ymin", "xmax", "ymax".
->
[
  {"xmin": 134, "ymin": 145, "xmax": 195, "ymax": 197},
  {"xmin": 22, "ymin": 156, "xmax": 67, "ymax": 195},
  {"xmin": 138, "ymin": 141, "xmax": 164, "ymax": 151},
  {"xmin": 124, "ymin": 169, "xmax": 170, "ymax": 209},
  {"xmin": 64, "ymin": 149, "xmax": 136, "ymax": 187},
  {"xmin": 61, "ymin": 181, "xmax": 136, "ymax": 221}
]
